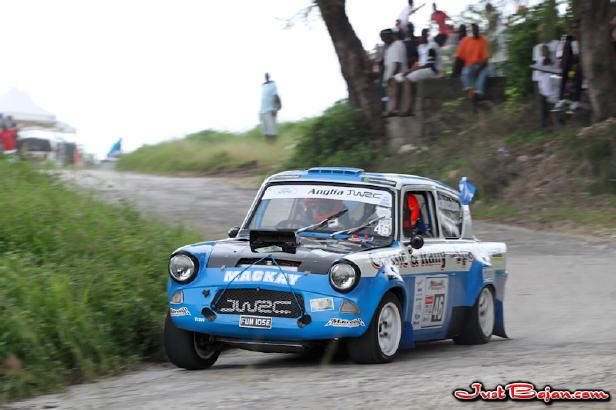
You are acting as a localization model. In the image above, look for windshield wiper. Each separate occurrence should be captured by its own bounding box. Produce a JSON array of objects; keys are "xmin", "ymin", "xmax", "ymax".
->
[
  {"xmin": 330, "ymin": 215, "xmax": 385, "ymax": 237},
  {"xmin": 296, "ymin": 208, "xmax": 348, "ymax": 233}
]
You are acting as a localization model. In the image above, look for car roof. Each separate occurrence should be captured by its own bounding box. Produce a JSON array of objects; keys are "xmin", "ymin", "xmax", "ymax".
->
[{"xmin": 265, "ymin": 167, "xmax": 460, "ymax": 197}]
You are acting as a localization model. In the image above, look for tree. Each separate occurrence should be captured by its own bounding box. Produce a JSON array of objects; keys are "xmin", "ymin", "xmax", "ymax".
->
[
  {"xmin": 315, "ymin": 0, "xmax": 387, "ymax": 149},
  {"xmin": 579, "ymin": 0, "xmax": 616, "ymax": 123}
]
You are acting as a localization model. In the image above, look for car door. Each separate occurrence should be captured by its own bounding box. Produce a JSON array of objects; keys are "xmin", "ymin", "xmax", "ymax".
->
[{"xmin": 399, "ymin": 188, "xmax": 470, "ymax": 341}]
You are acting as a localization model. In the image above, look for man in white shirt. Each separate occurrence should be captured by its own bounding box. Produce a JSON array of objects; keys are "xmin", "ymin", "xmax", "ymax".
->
[
  {"xmin": 395, "ymin": 0, "xmax": 424, "ymax": 34},
  {"xmin": 260, "ymin": 73, "xmax": 281, "ymax": 143},
  {"xmin": 394, "ymin": 29, "xmax": 441, "ymax": 115},
  {"xmin": 381, "ymin": 29, "xmax": 407, "ymax": 116}
]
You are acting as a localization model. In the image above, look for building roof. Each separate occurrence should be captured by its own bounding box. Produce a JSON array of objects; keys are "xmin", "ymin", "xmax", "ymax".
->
[{"xmin": 0, "ymin": 88, "xmax": 56, "ymax": 125}]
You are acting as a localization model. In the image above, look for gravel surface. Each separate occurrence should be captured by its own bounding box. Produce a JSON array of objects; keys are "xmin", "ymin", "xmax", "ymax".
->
[{"xmin": 7, "ymin": 170, "xmax": 616, "ymax": 410}]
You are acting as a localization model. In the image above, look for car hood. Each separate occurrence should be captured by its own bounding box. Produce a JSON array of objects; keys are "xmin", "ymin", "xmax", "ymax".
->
[{"xmin": 206, "ymin": 239, "xmax": 352, "ymax": 274}]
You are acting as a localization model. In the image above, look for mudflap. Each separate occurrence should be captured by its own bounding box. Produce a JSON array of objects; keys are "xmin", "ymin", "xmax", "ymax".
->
[
  {"xmin": 400, "ymin": 321, "xmax": 415, "ymax": 349},
  {"xmin": 493, "ymin": 299, "xmax": 508, "ymax": 338}
]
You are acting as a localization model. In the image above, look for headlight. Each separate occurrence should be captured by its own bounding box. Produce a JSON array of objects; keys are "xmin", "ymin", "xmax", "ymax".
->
[
  {"xmin": 329, "ymin": 262, "xmax": 360, "ymax": 292},
  {"xmin": 169, "ymin": 253, "xmax": 199, "ymax": 283}
]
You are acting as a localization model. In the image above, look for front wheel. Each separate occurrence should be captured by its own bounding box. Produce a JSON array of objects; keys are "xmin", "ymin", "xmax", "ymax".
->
[
  {"xmin": 164, "ymin": 312, "xmax": 220, "ymax": 370},
  {"xmin": 454, "ymin": 286, "xmax": 495, "ymax": 345},
  {"xmin": 347, "ymin": 293, "xmax": 402, "ymax": 364}
]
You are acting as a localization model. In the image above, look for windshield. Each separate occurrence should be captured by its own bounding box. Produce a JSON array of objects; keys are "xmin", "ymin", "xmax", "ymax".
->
[{"xmin": 247, "ymin": 184, "xmax": 394, "ymax": 247}]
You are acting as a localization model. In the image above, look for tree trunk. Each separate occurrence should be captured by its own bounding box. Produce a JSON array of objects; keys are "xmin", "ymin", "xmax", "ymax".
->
[
  {"xmin": 316, "ymin": 0, "xmax": 387, "ymax": 150},
  {"xmin": 579, "ymin": 0, "xmax": 616, "ymax": 123}
]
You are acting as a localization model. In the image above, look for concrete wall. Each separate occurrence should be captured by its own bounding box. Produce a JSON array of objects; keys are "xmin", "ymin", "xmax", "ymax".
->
[{"xmin": 387, "ymin": 76, "xmax": 507, "ymax": 152}]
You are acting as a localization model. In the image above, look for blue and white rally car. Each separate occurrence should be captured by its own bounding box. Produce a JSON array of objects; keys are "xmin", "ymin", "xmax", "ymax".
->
[{"xmin": 164, "ymin": 168, "xmax": 508, "ymax": 368}]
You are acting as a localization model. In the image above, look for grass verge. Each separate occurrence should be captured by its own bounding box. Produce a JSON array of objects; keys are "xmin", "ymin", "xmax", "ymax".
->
[
  {"xmin": 116, "ymin": 123, "xmax": 305, "ymax": 175},
  {"xmin": 0, "ymin": 160, "xmax": 200, "ymax": 402}
]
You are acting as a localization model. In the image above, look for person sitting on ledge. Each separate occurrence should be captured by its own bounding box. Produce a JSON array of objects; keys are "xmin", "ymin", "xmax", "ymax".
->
[
  {"xmin": 394, "ymin": 29, "xmax": 442, "ymax": 116},
  {"xmin": 456, "ymin": 23, "xmax": 489, "ymax": 101}
]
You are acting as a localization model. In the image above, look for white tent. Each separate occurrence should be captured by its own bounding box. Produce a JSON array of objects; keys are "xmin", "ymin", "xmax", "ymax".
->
[{"xmin": 0, "ymin": 88, "xmax": 72, "ymax": 131}]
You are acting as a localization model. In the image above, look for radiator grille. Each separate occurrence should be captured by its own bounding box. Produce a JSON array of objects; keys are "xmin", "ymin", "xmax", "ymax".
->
[{"xmin": 212, "ymin": 288, "xmax": 304, "ymax": 318}]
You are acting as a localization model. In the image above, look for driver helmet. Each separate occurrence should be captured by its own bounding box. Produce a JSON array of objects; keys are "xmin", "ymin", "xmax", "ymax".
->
[
  {"xmin": 303, "ymin": 198, "xmax": 344, "ymax": 223},
  {"xmin": 403, "ymin": 194, "xmax": 420, "ymax": 229}
]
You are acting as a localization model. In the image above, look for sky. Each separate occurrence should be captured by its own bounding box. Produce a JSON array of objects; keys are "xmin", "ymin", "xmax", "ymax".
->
[{"xmin": 1, "ymin": 0, "xmax": 481, "ymax": 158}]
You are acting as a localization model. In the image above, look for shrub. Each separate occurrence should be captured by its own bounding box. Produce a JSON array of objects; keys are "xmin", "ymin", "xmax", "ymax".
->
[
  {"xmin": 287, "ymin": 101, "xmax": 377, "ymax": 169},
  {"xmin": 0, "ymin": 161, "xmax": 199, "ymax": 401}
]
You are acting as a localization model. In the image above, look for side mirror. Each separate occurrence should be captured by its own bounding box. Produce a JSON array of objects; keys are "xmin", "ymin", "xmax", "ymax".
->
[
  {"xmin": 228, "ymin": 227, "xmax": 240, "ymax": 238},
  {"xmin": 409, "ymin": 234, "xmax": 424, "ymax": 250}
]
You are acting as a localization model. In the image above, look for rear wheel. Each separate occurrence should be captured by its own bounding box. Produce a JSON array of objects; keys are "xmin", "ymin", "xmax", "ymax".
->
[
  {"xmin": 454, "ymin": 287, "xmax": 495, "ymax": 345},
  {"xmin": 164, "ymin": 312, "xmax": 220, "ymax": 370},
  {"xmin": 347, "ymin": 293, "xmax": 402, "ymax": 364}
]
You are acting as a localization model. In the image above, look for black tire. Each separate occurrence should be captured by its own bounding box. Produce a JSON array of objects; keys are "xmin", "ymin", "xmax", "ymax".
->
[
  {"xmin": 454, "ymin": 287, "xmax": 495, "ymax": 345},
  {"xmin": 347, "ymin": 293, "xmax": 402, "ymax": 364},
  {"xmin": 164, "ymin": 312, "xmax": 220, "ymax": 370}
]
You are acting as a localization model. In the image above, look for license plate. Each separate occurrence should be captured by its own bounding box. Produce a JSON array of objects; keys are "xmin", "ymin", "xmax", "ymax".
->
[{"xmin": 239, "ymin": 315, "xmax": 272, "ymax": 329}]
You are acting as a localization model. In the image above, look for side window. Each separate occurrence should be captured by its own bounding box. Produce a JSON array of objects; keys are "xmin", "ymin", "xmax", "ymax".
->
[
  {"xmin": 437, "ymin": 192, "xmax": 462, "ymax": 239},
  {"xmin": 402, "ymin": 191, "xmax": 436, "ymax": 238}
]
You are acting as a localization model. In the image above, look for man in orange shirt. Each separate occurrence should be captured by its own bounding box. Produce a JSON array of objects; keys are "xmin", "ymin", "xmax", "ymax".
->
[{"xmin": 455, "ymin": 23, "xmax": 489, "ymax": 100}]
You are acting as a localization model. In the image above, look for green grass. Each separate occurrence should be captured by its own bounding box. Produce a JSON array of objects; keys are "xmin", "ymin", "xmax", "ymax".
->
[
  {"xmin": 473, "ymin": 196, "xmax": 616, "ymax": 231},
  {"xmin": 116, "ymin": 123, "xmax": 305, "ymax": 175},
  {"xmin": 0, "ymin": 160, "xmax": 200, "ymax": 402}
]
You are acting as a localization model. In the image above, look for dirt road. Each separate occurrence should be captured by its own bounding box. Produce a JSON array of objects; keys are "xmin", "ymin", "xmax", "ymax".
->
[{"xmin": 7, "ymin": 170, "xmax": 616, "ymax": 409}]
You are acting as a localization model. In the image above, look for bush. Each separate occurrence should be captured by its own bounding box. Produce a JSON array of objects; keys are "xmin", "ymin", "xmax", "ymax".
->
[
  {"xmin": 287, "ymin": 101, "xmax": 377, "ymax": 169},
  {"xmin": 504, "ymin": 3, "xmax": 566, "ymax": 98},
  {"xmin": 0, "ymin": 161, "xmax": 199, "ymax": 401}
]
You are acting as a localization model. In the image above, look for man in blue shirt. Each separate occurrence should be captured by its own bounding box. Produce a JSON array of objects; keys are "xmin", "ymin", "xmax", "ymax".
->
[{"xmin": 260, "ymin": 73, "xmax": 282, "ymax": 143}]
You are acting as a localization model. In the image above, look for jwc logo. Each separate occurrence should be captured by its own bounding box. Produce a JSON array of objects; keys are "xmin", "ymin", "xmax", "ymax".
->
[{"xmin": 219, "ymin": 299, "xmax": 292, "ymax": 315}]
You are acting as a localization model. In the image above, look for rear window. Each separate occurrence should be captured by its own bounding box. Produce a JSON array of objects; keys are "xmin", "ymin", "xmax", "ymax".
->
[{"xmin": 437, "ymin": 192, "xmax": 462, "ymax": 239}]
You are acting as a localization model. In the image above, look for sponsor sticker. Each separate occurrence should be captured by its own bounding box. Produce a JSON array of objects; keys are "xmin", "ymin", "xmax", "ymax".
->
[
  {"xmin": 375, "ymin": 205, "xmax": 392, "ymax": 218},
  {"xmin": 310, "ymin": 297, "xmax": 334, "ymax": 312},
  {"xmin": 325, "ymin": 318, "xmax": 365, "ymax": 328},
  {"xmin": 239, "ymin": 315, "xmax": 272, "ymax": 329},
  {"xmin": 223, "ymin": 269, "xmax": 301, "ymax": 286},
  {"xmin": 348, "ymin": 233, "xmax": 373, "ymax": 243},
  {"xmin": 374, "ymin": 218, "xmax": 392, "ymax": 236},
  {"xmin": 412, "ymin": 276, "xmax": 448, "ymax": 329},
  {"xmin": 219, "ymin": 299, "xmax": 293, "ymax": 315},
  {"xmin": 254, "ymin": 245, "xmax": 283, "ymax": 253},
  {"xmin": 170, "ymin": 307, "xmax": 191, "ymax": 317},
  {"xmin": 262, "ymin": 184, "xmax": 392, "ymax": 207},
  {"xmin": 483, "ymin": 267, "xmax": 496, "ymax": 282}
]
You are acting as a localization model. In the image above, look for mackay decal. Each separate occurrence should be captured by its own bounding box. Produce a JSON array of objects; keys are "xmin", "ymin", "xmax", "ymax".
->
[
  {"xmin": 412, "ymin": 276, "xmax": 448, "ymax": 329},
  {"xmin": 223, "ymin": 269, "xmax": 301, "ymax": 286},
  {"xmin": 170, "ymin": 307, "xmax": 191, "ymax": 317},
  {"xmin": 325, "ymin": 318, "xmax": 366, "ymax": 328}
]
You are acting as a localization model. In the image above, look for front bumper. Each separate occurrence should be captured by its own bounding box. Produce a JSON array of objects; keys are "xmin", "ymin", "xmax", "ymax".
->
[{"xmin": 169, "ymin": 285, "xmax": 369, "ymax": 341}]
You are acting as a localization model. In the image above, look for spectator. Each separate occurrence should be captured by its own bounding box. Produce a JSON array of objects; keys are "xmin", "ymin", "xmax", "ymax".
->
[
  {"xmin": 403, "ymin": 22, "xmax": 419, "ymax": 69},
  {"xmin": 381, "ymin": 28, "xmax": 407, "ymax": 117},
  {"xmin": 395, "ymin": 29, "xmax": 442, "ymax": 116},
  {"xmin": 395, "ymin": 0, "xmax": 423, "ymax": 34},
  {"xmin": 457, "ymin": 24, "xmax": 467, "ymax": 43},
  {"xmin": 452, "ymin": 24, "xmax": 467, "ymax": 77},
  {"xmin": 555, "ymin": 20, "xmax": 582, "ymax": 113},
  {"xmin": 1, "ymin": 114, "xmax": 15, "ymax": 131},
  {"xmin": 259, "ymin": 73, "xmax": 281, "ymax": 143},
  {"xmin": 431, "ymin": 3, "xmax": 450, "ymax": 47},
  {"xmin": 456, "ymin": 23, "xmax": 489, "ymax": 101},
  {"xmin": 535, "ymin": 45, "xmax": 560, "ymax": 128}
]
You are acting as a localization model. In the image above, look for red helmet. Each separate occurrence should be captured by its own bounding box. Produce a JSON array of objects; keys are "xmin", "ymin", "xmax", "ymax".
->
[
  {"xmin": 403, "ymin": 194, "xmax": 420, "ymax": 229},
  {"xmin": 303, "ymin": 198, "xmax": 344, "ymax": 223}
]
